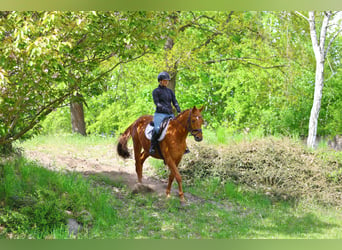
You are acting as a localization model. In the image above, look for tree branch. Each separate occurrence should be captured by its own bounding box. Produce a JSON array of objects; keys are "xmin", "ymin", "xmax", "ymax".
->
[
  {"xmin": 179, "ymin": 13, "xmax": 217, "ymax": 32},
  {"xmin": 0, "ymin": 91, "xmax": 73, "ymax": 146},
  {"xmin": 76, "ymin": 33, "xmax": 88, "ymax": 46},
  {"xmin": 325, "ymin": 26, "xmax": 342, "ymax": 58},
  {"xmin": 295, "ymin": 11, "xmax": 309, "ymax": 21},
  {"xmin": 192, "ymin": 11, "xmax": 234, "ymax": 53},
  {"xmin": 319, "ymin": 11, "xmax": 332, "ymax": 53},
  {"xmin": 205, "ymin": 57, "xmax": 289, "ymax": 70},
  {"xmin": 83, "ymin": 50, "xmax": 149, "ymax": 87}
]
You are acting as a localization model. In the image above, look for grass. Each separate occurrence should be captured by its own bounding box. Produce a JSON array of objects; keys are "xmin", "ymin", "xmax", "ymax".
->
[
  {"xmin": 202, "ymin": 127, "xmax": 271, "ymax": 145},
  {"xmin": 1, "ymin": 158, "xmax": 342, "ymax": 239},
  {"xmin": 2, "ymin": 133, "xmax": 342, "ymax": 239},
  {"xmin": 0, "ymin": 157, "xmax": 120, "ymax": 239},
  {"xmin": 18, "ymin": 133, "xmax": 117, "ymax": 153}
]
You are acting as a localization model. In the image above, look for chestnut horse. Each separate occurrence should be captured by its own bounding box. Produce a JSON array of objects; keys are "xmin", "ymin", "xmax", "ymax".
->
[{"xmin": 117, "ymin": 106, "xmax": 204, "ymax": 202}]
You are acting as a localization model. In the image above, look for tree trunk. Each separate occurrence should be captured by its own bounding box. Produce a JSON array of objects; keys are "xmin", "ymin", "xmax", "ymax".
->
[
  {"xmin": 306, "ymin": 11, "xmax": 331, "ymax": 148},
  {"xmin": 307, "ymin": 59, "xmax": 325, "ymax": 148},
  {"xmin": 164, "ymin": 37, "xmax": 177, "ymax": 93},
  {"xmin": 164, "ymin": 36, "xmax": 180, "ymax": 116},
  {"xmin": 70, "ymin": 93, "xmax": 87, "ymax": 136}
]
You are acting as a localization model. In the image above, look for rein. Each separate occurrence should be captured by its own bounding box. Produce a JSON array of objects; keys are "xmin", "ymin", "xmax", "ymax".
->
[{"xmin": 176, "ymin": 109, "xmax": 202, "ymax": 137}]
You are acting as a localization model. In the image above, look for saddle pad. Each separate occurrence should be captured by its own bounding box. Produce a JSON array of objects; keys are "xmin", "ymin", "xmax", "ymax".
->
[{"xmin": 145, "ymin": 121, "xmax": 169, "ymax": 141}]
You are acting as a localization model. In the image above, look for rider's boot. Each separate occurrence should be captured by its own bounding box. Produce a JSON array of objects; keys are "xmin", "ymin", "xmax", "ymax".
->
[{"xmin": 149, "ymin": 130, "xmax": 159, "ymax": 155}]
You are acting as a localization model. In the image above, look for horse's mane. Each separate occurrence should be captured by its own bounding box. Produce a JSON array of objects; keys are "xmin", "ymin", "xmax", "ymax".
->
[{"xmin": 175, "ymin": 108, "xmax": 191, "ymax": 118}]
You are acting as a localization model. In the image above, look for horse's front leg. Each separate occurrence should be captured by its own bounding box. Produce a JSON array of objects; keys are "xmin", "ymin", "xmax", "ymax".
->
[
  {"xmin": 166, "ymin": 173, "xmax": 174, "ymax": 198},
  {"xmin": 166, "ymin": 161, "xmax": 185, "ymax": 202}
]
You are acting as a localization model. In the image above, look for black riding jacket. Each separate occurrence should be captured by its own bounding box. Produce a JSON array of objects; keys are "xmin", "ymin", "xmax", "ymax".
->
[{"xmin": 152, "ymin": 85, "xmax": 181, "ymax": 115}]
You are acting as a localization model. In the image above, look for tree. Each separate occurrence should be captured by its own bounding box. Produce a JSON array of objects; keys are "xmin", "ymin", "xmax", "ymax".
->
[
  {"xmin": 70, "ymin": 93, "xmax": 87, "ymax": 135},
  {"xmin": 156, "ymin": 11, "xmax": 234, "ymax": 93},
  {"xmin": 296, "ymin": 11, "xmax": 342, "ymax": 148},
  {"xmin": 0, "ymin": 11, "xmax": 164, "ymax": 152},
  {"xmin": 92, "ymin": 11, "xmax": 341, "ymax": 137}
]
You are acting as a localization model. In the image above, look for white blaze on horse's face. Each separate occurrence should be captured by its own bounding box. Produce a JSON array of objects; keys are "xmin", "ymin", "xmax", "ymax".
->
[{"xmin": 190, "ymin": 113, "xmax": 204, "ymax": 142}]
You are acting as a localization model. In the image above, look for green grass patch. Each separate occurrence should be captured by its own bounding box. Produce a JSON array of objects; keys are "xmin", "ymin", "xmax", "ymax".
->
[
  {"xmin": 202, "ymin": 127, "xmax": 267, "ymax": 145},
  {"xmin": 0, "ymin": 157, "xmax": 119, "ymax": 239},
  {"xmin": 3, "ymin": 157, "xmax": 342, "ymax": 239},
  {"xmin": 18, "ymin": 133, "xmax": 116, "ymax": 150},
  {"xmin": 188, "ymin": 177, "xmax": 272, "ymax": 208},
  {"xmin": 3, "ymin": 134, "xmax": 342, "ymax": 239}
]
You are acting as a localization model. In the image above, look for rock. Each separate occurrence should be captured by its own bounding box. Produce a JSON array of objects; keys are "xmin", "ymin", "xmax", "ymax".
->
[{"xmin": 67, "ymin": 218, "xmax": 82, "ymax": 237}]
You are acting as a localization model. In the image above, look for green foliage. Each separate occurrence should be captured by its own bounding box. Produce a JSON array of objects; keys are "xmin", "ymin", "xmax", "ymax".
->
[
  {"xmin": 321, "ymin": 68, "xmax": 342, "ymax": 135},
  {"xmin": 0, "ymin": 159, "xmax": 69, "ymax": 235},
  {"xmin": 85, "ymin": 62, "xmax": 157, "ymax": 135},
  {"xmin": 19, "ymin": 189, "xmax": 68, "ymax": 231},
  {"xmin": 0, "ymin": 157, "xmax": 119, "ymax": 238},
  {"xmin": 148, "ymin": 158, "xmax": 169, "ymax": 179},
  {"xmin": 40, "ymin": 107, "xmax": 71, "ymax": 135},
  {"xmin": 0, "ymin": 11, "xmax": 166, "ymax": 147},
  {"xmin": 0, "ymin": 209, "xmax": 31, "ymax": 235},
  {"xmin": 1, "ymin": 11, "xmax": 342, "ymax": 148}
]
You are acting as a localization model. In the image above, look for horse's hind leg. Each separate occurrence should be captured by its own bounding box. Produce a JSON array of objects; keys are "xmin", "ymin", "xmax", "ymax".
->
[
  {"xmin": 140, "ymin": 151, "xmax": 149, "ymax": 166},
  {"xmin": 133, "ymin": 143, "xmax": 143, "ymax": 183},
  {"xmin": 135, "ymin": 150, "xmax": 149, "ymax": 183}
]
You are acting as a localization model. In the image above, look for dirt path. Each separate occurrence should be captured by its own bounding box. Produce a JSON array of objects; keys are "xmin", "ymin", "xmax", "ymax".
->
[
  {"xmin": 23, "ymin": 143, "xmax": 209, "ymax": 204},
  {"xmin": 22, "ymin": 140, "xmax": 243, "ymax": 214}
]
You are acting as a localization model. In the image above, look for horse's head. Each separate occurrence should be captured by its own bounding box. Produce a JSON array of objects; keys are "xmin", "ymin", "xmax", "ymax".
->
[{"xmin": 189, "ymin": 106, "xmax": 204, "ymax": 142}]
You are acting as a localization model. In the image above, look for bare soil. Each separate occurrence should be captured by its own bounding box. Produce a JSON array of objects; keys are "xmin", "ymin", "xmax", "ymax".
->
[
  {"xmin": 22, "ymin": 142, "xmax": 216, "ymax": 206},
  {"xmin": 24, "ymin": 144, "xmax": 172, "ymax": 196}
]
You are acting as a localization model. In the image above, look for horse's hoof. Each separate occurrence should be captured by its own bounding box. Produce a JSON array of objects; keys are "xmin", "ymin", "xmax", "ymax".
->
[
  {"xmin": 166, "ymin": 193, "xmax": 171, "ymax": 199},
  {"xmin": 179, "ymin": 195, "xmax": 186, "ymax": 203},
  {"xmin": 132, "ymin": 183, "xmax": 154, "ymax": 194},
  {"xmin": 180, "ymin": 198, "xmax": 188, "ymax": 206}
]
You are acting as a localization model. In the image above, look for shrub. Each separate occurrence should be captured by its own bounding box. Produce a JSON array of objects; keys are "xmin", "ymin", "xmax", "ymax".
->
[{"xmin": 180, "ymin": 137, "xmax": 342, "ymax": 206}]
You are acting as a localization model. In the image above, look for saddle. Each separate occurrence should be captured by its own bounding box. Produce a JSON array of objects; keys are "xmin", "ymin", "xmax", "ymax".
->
[{"xmin": 145, "ymin": 117, "xmax": 171, "ymax": 141}]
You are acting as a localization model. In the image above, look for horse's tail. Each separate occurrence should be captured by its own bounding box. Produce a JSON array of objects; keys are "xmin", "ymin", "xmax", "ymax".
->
[{"xmin": 117, "ymin": 123, "xmax": 133, "ymax": 159}]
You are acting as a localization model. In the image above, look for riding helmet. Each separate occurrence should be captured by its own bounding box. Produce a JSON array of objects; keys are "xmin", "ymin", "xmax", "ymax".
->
[{"xmin": 157, "ymin": 71, "xmax": 171, "ymax": 82}]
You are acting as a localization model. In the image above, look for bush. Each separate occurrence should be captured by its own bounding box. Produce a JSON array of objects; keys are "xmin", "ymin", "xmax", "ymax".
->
[
  {"xmin": 0, "ymin": 209, "xmax": 30, "ymax": 235},
  {"xmin": 19, "ymin": 189, "xmax": 68, "ymax": 231},
  {"xmin": 180, "ymin": 137, "xmax": 342, "ymax": 206}
]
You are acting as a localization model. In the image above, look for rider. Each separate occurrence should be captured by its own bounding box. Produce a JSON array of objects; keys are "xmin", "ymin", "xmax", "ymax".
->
[{"xmin": 149, "ymin": 71, "xmax": 183, "ymax": 155}]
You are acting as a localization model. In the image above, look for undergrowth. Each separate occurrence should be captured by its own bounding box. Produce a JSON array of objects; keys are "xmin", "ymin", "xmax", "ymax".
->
[
  {"xmin": 3, "ymin": 156, "xmax": 342, "ymax": 239},
  {"xmin": 0, "ymin": 157, "xmax": 119, "ymax": 239},
  {"xmin": 2, "ymin": 134, "xmax": 342, "ymax": 239},
  {"xmin": 180, "ymin": 137, "xmax": 342, "ymax": 207}
]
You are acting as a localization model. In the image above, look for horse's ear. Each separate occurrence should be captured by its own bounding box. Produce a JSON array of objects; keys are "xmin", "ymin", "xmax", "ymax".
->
[{"xmin": 192, "ymin": 106, "xmax": 204, "ymax": 112}]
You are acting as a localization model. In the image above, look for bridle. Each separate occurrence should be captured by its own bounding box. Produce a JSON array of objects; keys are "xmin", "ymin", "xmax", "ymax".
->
[{"xmin": 177, "ymin": 109, "xmax": 202, "ymax": 137}]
